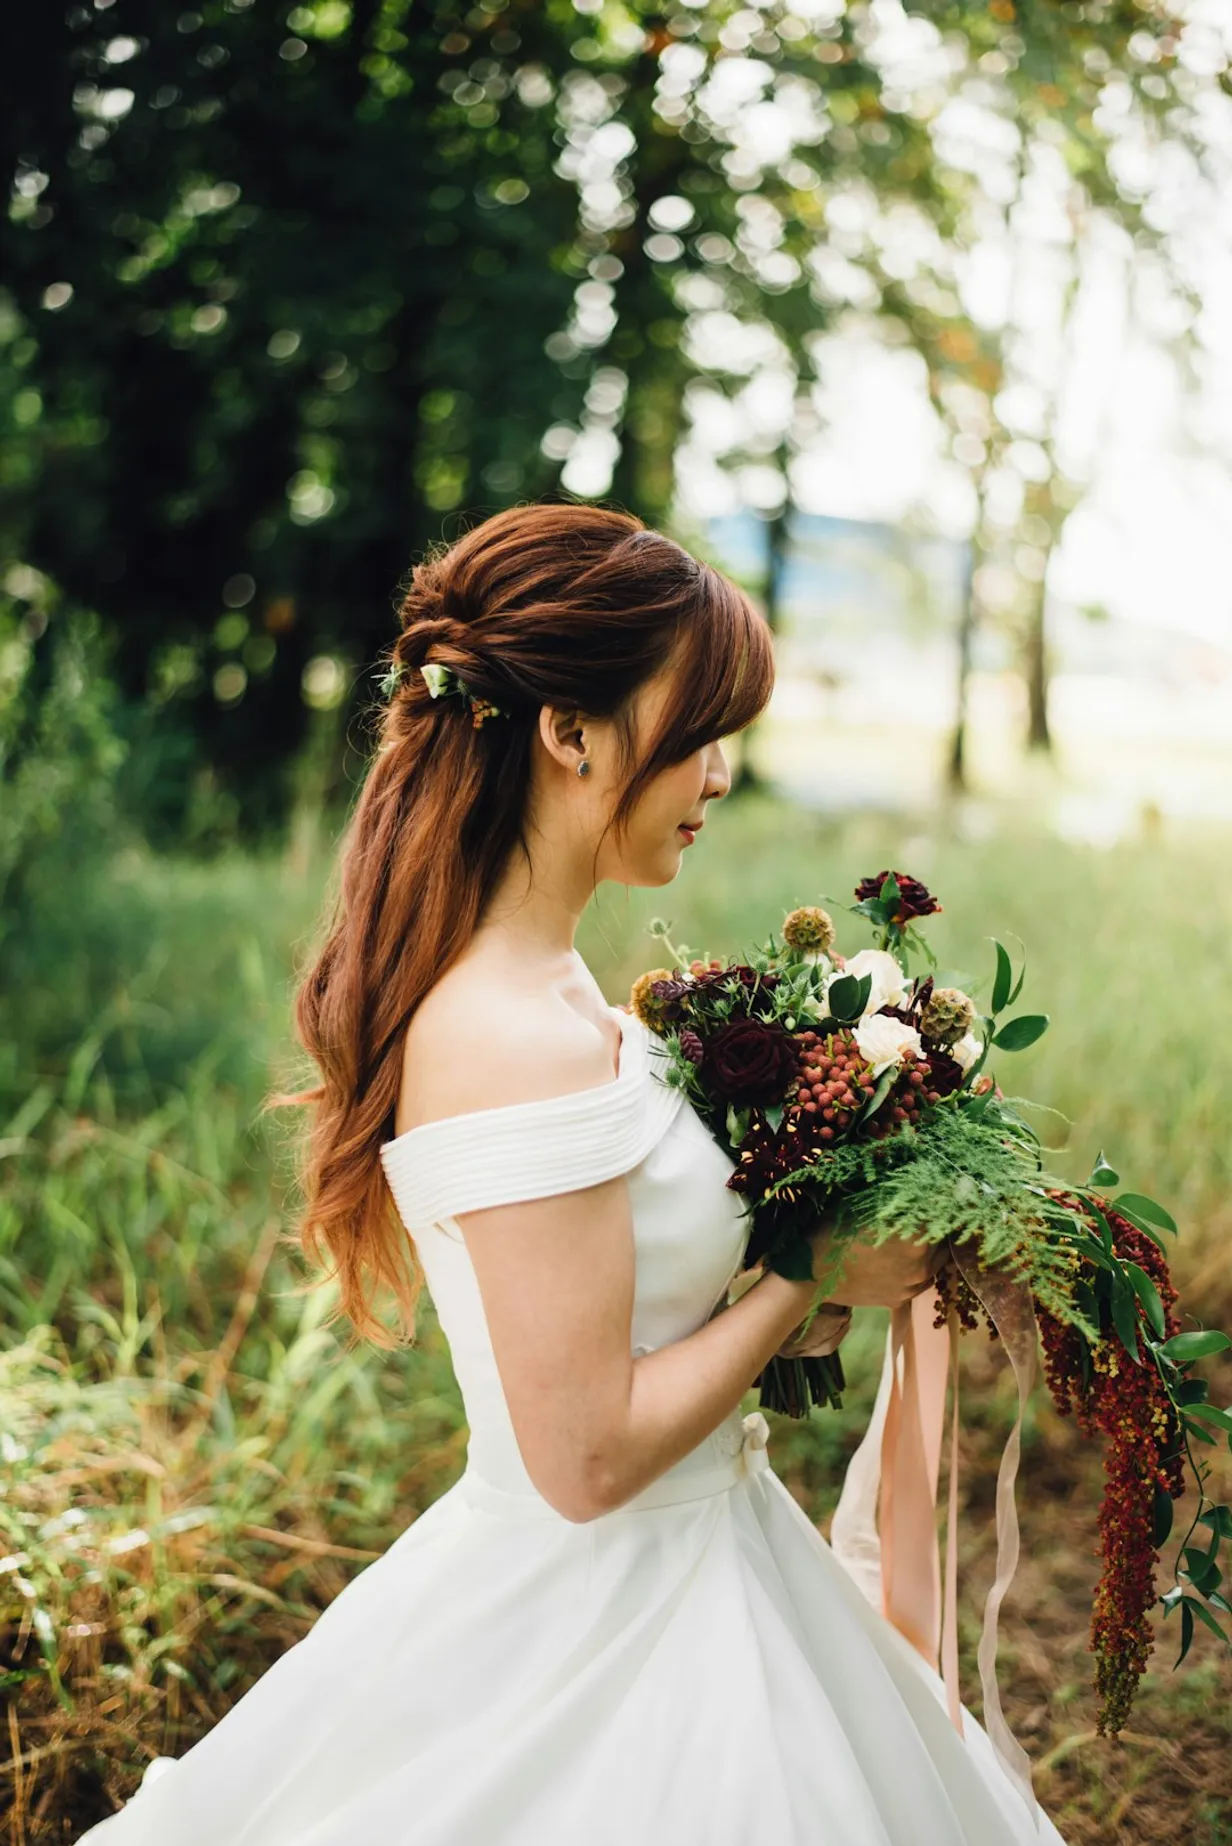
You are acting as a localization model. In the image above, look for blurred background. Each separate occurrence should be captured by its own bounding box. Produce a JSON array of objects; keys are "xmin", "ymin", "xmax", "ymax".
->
[{"xmin": 2, "ymin": 2, "xmax": 1231, "ymax": 1841}]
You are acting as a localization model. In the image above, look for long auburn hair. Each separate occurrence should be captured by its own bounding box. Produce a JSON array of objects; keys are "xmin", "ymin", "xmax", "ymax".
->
[{"xmin": 271, "ymin": 502, "xmax": 775, "ymax": 1348}]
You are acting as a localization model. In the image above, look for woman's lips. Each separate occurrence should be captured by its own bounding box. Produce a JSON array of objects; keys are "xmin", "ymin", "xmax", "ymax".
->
[{"xmin": 678, "ymin": 823, "xmax": 699, "ymax": 845}]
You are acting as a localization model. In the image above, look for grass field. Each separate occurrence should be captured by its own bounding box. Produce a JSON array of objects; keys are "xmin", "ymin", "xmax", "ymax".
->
[{"xmin": 3, "ymin": 793, "xmax": 1230, "ymax": 1843}]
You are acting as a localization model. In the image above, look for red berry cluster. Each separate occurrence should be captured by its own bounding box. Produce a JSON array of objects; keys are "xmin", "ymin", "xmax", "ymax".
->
[
  {"xmin": 786, "ymin": 1029, "xmax": 875, "ymax": 1144},
  {"xmin": 1037, "ymin": 1194, "xmax": 1185, "ymax": 1737}
]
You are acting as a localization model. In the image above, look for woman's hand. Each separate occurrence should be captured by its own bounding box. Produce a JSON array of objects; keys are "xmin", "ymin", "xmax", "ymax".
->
[
  {"xmin": 776, "ymin": 1301, "xmax": 853, "ymax": 1360},
  {"xmin": 808, "ymin": 1220, "xmax": 939, "ymax": 1310}
]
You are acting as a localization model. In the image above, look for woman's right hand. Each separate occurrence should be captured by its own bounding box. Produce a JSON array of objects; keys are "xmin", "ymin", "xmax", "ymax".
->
[{"xmin": 807, "ymin": 1221, "xmax": 937, "ymax": 1310}]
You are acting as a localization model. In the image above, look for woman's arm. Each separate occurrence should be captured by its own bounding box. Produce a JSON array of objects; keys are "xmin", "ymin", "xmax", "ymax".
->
[
  {"xmin": 429, "ymin": 1002, "xmax": 933, "ymax": 1522},
  {"xmin": 459, "ymin": 1163, "xmax": 819, "ymax": 1522}
]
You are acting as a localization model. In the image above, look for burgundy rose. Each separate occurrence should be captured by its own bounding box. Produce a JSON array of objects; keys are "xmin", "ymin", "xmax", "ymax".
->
[
  {"xmin": 854, "ymin": 870, "xmax": 941, "ymax": 924},
  {"xmin": 701, "ymin": 1017, "xmax": 798, "ymax": 1107}
]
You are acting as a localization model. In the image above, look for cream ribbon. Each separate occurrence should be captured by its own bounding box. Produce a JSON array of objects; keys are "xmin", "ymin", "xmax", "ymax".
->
[
  {"xmin": 739, "ymin": 1409, "xmax": 773, "ymax": 1477},
  {"xmin": 830, "ymin": 1265, "xmax": 1039, "ymax": 1824}
]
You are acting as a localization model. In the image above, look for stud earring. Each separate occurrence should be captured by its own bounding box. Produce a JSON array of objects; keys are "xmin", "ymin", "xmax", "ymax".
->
[{"xmin": 577, "ymin": 758, "xmax": 590, "ymax": 777}]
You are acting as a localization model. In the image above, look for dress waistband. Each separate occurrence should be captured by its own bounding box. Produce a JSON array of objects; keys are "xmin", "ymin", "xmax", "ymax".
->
[{"xmin": 457, "ymin": 1411, "xmax": 772, "ymax": 1523}]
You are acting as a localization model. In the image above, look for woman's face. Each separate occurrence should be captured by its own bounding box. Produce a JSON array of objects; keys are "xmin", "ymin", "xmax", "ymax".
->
[{"xmin": 596, "ymin": 661, "xmax": 734, "ymax": 889}]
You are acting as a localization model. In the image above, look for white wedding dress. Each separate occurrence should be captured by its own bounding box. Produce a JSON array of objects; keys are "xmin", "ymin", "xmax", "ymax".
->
[{"xmin": 77, "ymin": 1005, "xmax": 1066, "ymax": 1845}]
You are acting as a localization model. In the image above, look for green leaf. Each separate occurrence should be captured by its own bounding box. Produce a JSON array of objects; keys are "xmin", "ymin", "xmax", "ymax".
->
[
  {"xmin": 1110, "ymin": 1205, "xmax": 1170, "ymax": 1253},
  {"xmin": 827, "ymin": 973, "xmax": 872, "ymax": 1023},
  {"xmin": 1176, "ymin": 1599, "xmax": 1195, "ymax": 1666},
  {"xmin": 990, "ymin": 939, "xmax": 1013, "ymax": 1015},
  {"xmin": 725, "ymin": 1104, "xmax": 749, "ymax": 1147},
  {"xmin": 857, "ymin": 1066, "xmax": 897, "ymax": 1127},
  {"xmin": 1199, "ymin": 1507, "xmax": 1232, "ymax": 1540},
  {"xmin": 1182, "ymin": 1594, "xmax": 1229, "ymax": 1645},
  {"xmin": 880, "ymin": 873, "xmax": 902, "ymax": 913},
  {"xmin": 1125, "ymin": 1262, "xmax": 1166, "ymax": 1340},
  {"xmin": 1161, "ymin": 1330, "xmax": 1232, "ymax": 1363},
  {"xmin": 1088, "ymin": 1149, "xmax": 1120, "ymax": 1188},
  {"xmin": 1114, "ymin": 1193, "xmax": 1178, "ymax": 1235},
  {"xmin": 763, "ymin": 1103, "xmax": 785, "ymax": 1134},
  {"xmin": 1187, "ymin": 1404, "xmax": 1232, "ymax": 1435},
  {"xmin": 1110, "ymin": 1272, "xmax": 1141, "ymax": 1364},
  {"xmin": 1161, "ymin": 1583, "xmax": 1186, "ymax": 1615},
  {"xmin": 992, "ymin": 1013, "xmax": 1049, "ymax": 1052},
  {"xmin": 1152, "ymin": 1486, "xmax": 1175, "ymax": 1548},
  {"xmin": 1176, "ymin": 1379, "xmax": 1210, "ymax": 1406},
  {"xmin": 1182, "ymin": 1549, "xmax": 1223, "ymax": 1597}
]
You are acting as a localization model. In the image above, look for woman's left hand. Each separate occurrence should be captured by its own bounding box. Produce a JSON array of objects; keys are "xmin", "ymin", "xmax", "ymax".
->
[{"xmin": 776, "ymin": 1301, "xmax": 853, "ymax": 1359}]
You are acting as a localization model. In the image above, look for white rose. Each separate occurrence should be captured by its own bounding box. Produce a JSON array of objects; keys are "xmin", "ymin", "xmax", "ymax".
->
[
  {"xmin": 854, "ymin": 1013, "xmax": 922, "ymax": 1077},
  {"xmin": 841, "ymin": 948, "xmax": 909, "ymax": 1015},
  {"xmin": 950, "ymin": 1030, "xmax": 983, "ymax": 1074}
]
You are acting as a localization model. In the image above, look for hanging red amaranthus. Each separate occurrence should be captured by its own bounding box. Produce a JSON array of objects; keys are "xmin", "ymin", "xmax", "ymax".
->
[{"xmin": 1037, "ymin": 1198, "xmax": 1186, "ymax": 1735}]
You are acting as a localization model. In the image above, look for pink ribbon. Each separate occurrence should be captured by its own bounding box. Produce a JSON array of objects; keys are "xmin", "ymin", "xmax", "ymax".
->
[{"xmin": 830, "ymin": 1262, "xmax": 1039, "ymax": 1824}]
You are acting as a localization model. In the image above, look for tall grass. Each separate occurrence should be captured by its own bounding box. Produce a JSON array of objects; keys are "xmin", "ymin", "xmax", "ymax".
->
[{"xmin": 3, "ymin": 796, "xmax": 1230, "ymax": 1842}]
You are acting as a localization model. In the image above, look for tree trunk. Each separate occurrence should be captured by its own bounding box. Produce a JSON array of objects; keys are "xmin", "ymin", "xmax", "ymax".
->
[
  {"xmin": 732, "ymin": 500, "xmax": 790, "ymax": 796},
  {"xmin": 947, "ymin": 537, "xmax": 977, "ymax": 793},
  {"xmin": 1023, "ymin": 574, "xmax": 1052, "ymax": 753}
]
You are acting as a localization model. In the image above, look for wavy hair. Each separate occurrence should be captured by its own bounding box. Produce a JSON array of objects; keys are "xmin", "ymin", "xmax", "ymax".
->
[{"xmin": 271, "ymin": 502, "xmax": 775, "ymax": 1348}]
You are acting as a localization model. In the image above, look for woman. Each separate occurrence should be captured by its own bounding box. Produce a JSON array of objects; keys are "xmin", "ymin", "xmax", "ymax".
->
[{"xmin": 78, "ymin": 503, "xmax": 1065, "ymax": 1844}]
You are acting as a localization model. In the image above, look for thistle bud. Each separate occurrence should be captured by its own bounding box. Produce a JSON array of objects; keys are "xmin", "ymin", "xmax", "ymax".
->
[
  {"xmin": 782, "ymin": 905, "xmax": 836, "ymax": 956},
  {"xmin": 920, "ymin": 986, "xmax": 977, "ymax": 1047}
]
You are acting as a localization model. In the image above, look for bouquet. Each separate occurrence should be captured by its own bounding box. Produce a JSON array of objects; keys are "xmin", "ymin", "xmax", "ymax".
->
[{"xmin": 630, "ymin": 871, "xmax": 1231, "ymax": 1737}]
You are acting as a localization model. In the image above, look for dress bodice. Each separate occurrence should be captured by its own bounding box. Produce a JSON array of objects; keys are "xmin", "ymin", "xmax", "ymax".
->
[{"xmin": 379, "ymin": 1006, "xmax": 754, "ymax": 1501}]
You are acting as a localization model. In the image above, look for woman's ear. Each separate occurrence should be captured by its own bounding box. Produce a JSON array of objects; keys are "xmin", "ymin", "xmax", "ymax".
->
[{"xmin": 538, "ymin": 704, "xmax": 588, "ymax": 776}]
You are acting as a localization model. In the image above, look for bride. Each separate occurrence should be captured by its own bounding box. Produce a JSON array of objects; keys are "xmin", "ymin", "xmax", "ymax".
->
[{"xmin": 78, "ymin": 502, "xmax": 1066, "ymax": 1844}]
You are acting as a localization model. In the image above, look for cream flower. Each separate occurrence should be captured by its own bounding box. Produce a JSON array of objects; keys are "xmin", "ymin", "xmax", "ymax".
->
[
  {"xmin": 841, "ymin": 948, "xmax": 909, "ymax": 1015},
  {"xmin": 854, "ymin": 1012, "xmax": 922, "ymax": 1077},
  {"xmin": 950, "ymin": 1030, "xmax": 983, "ymax": 1074}
]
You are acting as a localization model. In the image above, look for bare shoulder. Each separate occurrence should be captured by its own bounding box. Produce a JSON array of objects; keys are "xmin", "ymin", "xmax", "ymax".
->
[{"xmin": 393, "ymin": 973, "xmax": 621, "ymax": 1138}]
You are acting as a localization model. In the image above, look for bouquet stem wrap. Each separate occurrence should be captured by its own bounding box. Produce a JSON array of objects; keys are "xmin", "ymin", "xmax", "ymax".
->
[{"xmin": 831, "ymin": 1263, "xmax": 1039, "ymax": 1826}]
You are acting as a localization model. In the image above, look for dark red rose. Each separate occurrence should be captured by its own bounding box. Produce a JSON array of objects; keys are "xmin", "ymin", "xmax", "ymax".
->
[
  {"xmin": 919, "ymin": 1047, "xmax": 964, "ymax": 1097},
  {"xmin": 701, "ymin": 1017, "xmax": 798, "ymax": 1106},
  {"xmin": 854, "ymin": 870, "xmax": 941, "ymax": 924}
]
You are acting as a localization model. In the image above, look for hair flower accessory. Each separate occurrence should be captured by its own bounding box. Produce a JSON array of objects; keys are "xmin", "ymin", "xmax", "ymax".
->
[
  {"xmin": 419, "ymin": 662, "xmax": 456, "ymax": 700},
  {"xmin": 418, "ymin": 657, "xmax": 508, "ymax": 727}
]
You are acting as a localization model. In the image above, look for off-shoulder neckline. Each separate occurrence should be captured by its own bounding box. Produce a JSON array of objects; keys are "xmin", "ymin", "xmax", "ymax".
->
[{"xmin": 381, "ymin": 1004, "xmax": 642, "ymax": 1155}]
